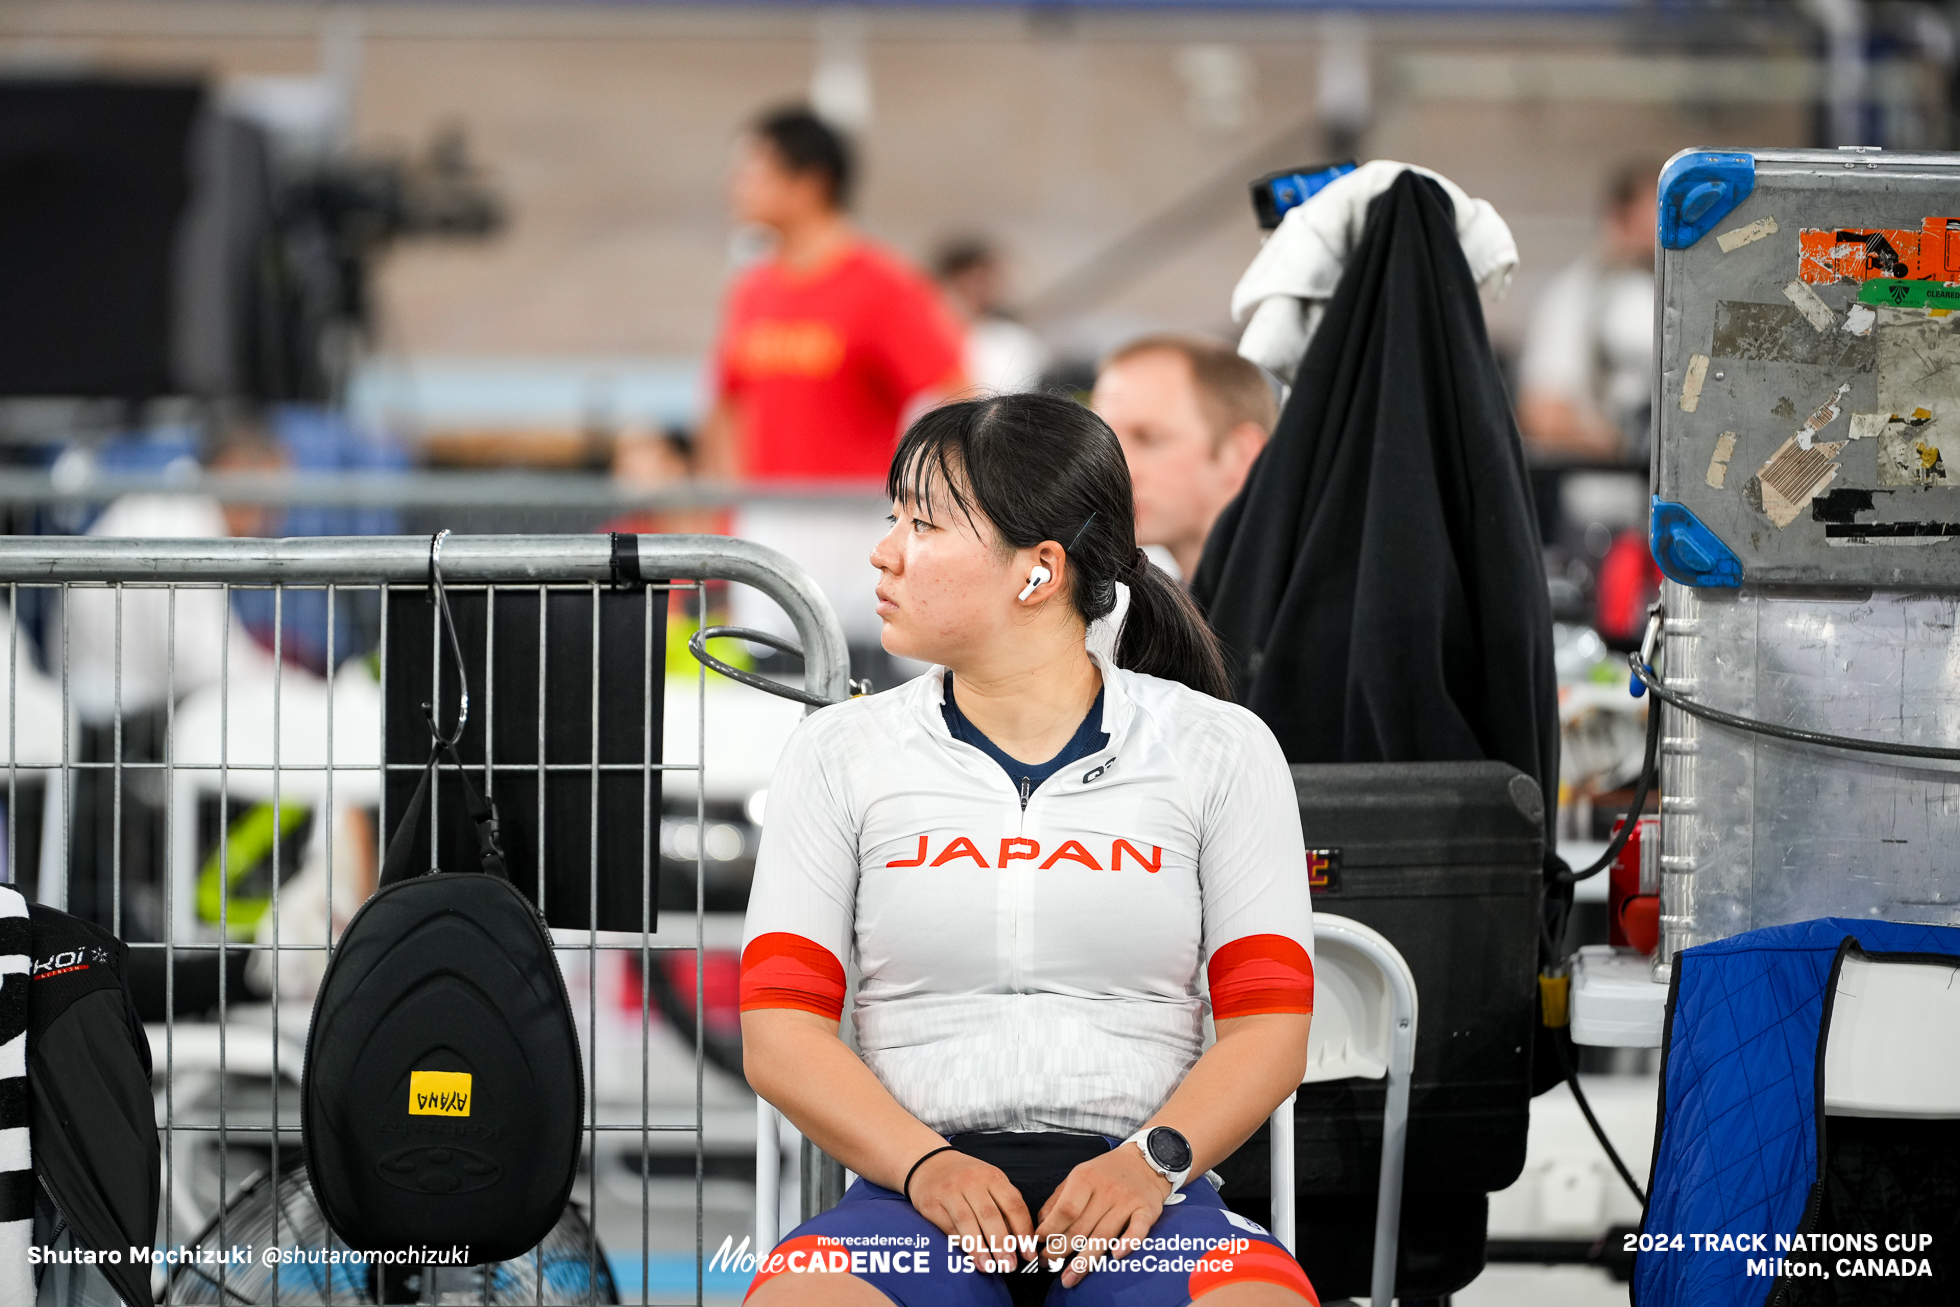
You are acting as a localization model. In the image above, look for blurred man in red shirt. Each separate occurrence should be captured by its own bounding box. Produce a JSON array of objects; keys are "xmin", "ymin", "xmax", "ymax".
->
[{"xmin": 699, "ymin": 107, "xmax": 967, "ymax": 484}]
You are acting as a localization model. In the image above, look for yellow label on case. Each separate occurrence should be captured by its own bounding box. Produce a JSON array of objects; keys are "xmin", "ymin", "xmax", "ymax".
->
[{"xmin": 409, "ymin": 1070, "xmax": 472, "ymax": 1116}]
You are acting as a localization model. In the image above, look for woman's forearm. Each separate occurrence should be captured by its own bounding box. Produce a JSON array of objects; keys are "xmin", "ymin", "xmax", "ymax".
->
[
  {"xmin": 742, "ymin": 1008, "xmax": 949, "ymax": 1192},
  {"xmin": 1145, "ymin": 1012, "xmax": 1311, "ymax": 1177}
]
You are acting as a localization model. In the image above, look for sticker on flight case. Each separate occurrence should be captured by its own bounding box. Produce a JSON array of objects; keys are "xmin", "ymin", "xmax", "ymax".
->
[
  {"xmin": 1857, "ymin": 279, "xmax": 1960, "ymax": 311},
  {"xmin": 1876, "ymin": 306, "xmax": 1960, "ymax": 462},
  {"xmin": 1307, "ymin": 849, "xmax": 1340, "ymax": 893},
  {"xmin": 1876, "ymin": 418, "xmax": 1950, "ymax": 488},
  {"xmin": 1783, "ymin": 279, "xmax": 1836, "ymax": 333},
  {"xmin": 1706, "ymin": 433, "xmax": 1737, "ymax": 489},
  {"xmin": 1708, "ymin": 301, "xmax": 1872, "ymax": 369},
  {"xmin": 1757, "ymin": 436, "xmax": 1846, "ymax": 528},
  {"xmin": 1716, "ymin": 215, "xmax": 1778, "ymax": 253},
  {"xmin": 1795, "ymin": 381, "xmax": 1852, "ymax": 450},
  {"xmin": 1679, "ymin": 354, "xmax": 1710, "ymax": 412},
  {"xmin": 1800, "ymin": 218, "xmax": 1960, "ymax": 285}
]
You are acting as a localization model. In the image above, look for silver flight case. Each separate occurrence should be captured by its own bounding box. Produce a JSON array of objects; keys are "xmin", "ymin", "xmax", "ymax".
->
[{"xmin": 1650, "ymin": 147, "xmax": 1960, "ymax": 969}]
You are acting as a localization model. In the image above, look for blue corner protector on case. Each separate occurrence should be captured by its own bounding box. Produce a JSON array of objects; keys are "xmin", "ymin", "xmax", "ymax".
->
[
  {"xmin": 1650, "ymin": 497, "xmax": 1744, "ymax": 588},
  {"xmin": 1657, "ymin": 151, "xmax": 1755, "ymax": 250}
]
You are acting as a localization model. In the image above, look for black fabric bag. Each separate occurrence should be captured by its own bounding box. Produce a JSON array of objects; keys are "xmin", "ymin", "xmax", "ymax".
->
[
  {"xmin": 302, "ymin": 733, "xmax": 583, "ymax": 1264},
  {"xmin": 25, "ymin": 904, "xmax": 159, "ymax": 1307}
]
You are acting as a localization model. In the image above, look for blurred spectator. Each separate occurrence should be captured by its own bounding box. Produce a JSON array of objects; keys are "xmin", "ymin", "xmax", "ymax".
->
[
  {"xmin": 934, "ymin": 236, "xmax": 1052, "ymax": 394},
  {"xmin": 704, "ymin": 105, "xmax": 966, "ymax": 670},
  {"xmin": 210, "ymin": 418, "xmax": 287, "ymax": 539},
  {"xmin": 206, "ymin": 420, "xmax": 333, "ymax": 670},
  {"xmin": 1515, "ymin": 162, "xmax": 1659, "ymax": 465},
  {"xmin": 698, "ymin": 105, "xmax": 968, "ymax": 483},
  {"xmin": 603, "ymin": 429, "xmax": 755, "ymax": 676},
  {"xmin": 607, "ymin": 426, "xmax": 724, "ymax": 537},
  {"xmin": 1092, "ymin": 334, "xmax": 1277, "ymax": 580},
  {"xmin": 64, "ymin": 421, "xmax": 284, "ymax": 725}
]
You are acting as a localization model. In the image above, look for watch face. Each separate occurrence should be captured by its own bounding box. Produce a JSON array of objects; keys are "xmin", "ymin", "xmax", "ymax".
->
[{"xmin": 1147, "ymin": 1127, "xmax": 1192, "ymax": 1173}]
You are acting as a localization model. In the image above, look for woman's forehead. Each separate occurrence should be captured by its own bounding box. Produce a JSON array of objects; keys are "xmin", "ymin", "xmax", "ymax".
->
[{"xmin": 894, "ymin": 466, "xmax": 965, "ymax": 519}]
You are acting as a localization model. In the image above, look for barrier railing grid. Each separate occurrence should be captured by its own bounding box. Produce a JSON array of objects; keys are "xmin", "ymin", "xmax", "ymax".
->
[{"xmin": 0, "ymin": 533, "xmax": 849, "ymax": 1307}]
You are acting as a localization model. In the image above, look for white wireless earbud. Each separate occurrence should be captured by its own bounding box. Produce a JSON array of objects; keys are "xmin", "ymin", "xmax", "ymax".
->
[{"xmin": 1017, "ymin": 564, "xmax": 1053, "ymax": 602}]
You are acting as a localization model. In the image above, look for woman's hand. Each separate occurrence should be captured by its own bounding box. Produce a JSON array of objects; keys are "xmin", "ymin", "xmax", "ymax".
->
[
  {"xmin": 906, "ymin": 1148, "xmax": 1034, "ymax": 1271},
  {"xmin": 1034, "ymin": 1143, "xmax": 1171, "ymax": 1287}
]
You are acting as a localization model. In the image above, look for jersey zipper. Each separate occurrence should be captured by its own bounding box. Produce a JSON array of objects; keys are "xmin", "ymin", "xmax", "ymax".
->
[{"xmin": 1018, "ymin": 776, "xmax": 1032, "ymax": 809}]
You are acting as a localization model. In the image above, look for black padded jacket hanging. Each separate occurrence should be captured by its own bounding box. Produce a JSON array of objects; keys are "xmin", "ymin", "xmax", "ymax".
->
[
  {"xmin": 25, "ymin": 904, "xmax": 159, "ymax": 1307},
  {"xmin": 1193, "ymin": 171, "xmax": 1558, "ymax": 828}
]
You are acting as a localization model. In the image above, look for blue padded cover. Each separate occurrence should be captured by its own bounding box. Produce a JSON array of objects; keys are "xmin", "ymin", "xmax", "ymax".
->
[{"xmin": 1634, "ymin": 918, "xmax": 1960, "ymax": 1307}]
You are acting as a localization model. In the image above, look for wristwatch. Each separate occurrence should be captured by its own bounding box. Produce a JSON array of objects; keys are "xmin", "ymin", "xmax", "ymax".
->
[{"xmin": 1126, "ymin": 1125, "xmax": 1194, "ymax": 1192}]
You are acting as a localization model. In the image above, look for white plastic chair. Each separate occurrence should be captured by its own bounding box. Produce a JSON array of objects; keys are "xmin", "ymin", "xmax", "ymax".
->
[
  {"xmin": 757, "ymin": 1099, "xmax": 782, "ymax": 1252},
  {"xmin": 1270, "ymin": 913, "xmax": 1418, "ymax": 1307},
  {"xmin": 1823, "ymin": 952, "xmax": 1960, "ymax": 1118},
  {"xmin": 753, "ymin": 912, "xmax": 1419, "ymax": 1307}
]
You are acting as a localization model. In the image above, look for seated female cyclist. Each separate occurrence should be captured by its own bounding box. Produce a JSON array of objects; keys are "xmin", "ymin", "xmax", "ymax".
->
[{"xmin": 741, "ymin": 393, "xmax": 1317, "ymax": 1307}]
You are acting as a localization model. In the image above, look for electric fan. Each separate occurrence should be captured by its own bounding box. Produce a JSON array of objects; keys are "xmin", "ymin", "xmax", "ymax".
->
[{"xmin": 166, "ymin": 1157, "xmax": 619, "ymax": 1305}]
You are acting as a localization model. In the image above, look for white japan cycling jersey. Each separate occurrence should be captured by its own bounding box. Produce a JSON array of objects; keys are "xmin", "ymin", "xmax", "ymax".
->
[{"xmin": 740, "ymin": 651, "xmax": 1315, "ymax": 1138}]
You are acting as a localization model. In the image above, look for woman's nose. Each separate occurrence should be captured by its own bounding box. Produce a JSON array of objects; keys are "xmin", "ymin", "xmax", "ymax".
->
[{"xmin": 870, "ymin": 522, "xmax": 902, "ymax": 572}]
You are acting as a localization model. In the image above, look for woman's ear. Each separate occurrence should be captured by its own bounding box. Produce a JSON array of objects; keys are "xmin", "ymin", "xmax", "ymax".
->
[{"xmin": 1023, "ymin": 541, "xmax": 1069, "ymax": 603}]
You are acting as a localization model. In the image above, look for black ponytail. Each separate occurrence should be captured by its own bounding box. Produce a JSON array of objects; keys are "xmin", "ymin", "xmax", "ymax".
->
[{"xmin": 888, "ymin": 394, "xmax": 1232, "ymax": 700}]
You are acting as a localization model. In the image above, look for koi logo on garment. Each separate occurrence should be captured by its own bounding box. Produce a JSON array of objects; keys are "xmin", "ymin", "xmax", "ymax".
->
[
  {"xmin": 32, "ymin": 945, "xmax": 112, "ymax": 980},
  {"xmin": 884, "ymin": 835, "xmax": 1162, "ymax": 872}
]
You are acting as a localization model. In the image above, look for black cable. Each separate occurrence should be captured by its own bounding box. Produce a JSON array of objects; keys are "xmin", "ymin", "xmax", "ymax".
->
[
  {"xmin": 1558, "ymin": 615, "xmax": 1960, "ymax": 888},
  {"xmin": 1554, "ymin": 694, "xmax": 1662, "ymax": 885},
  {"xmin": 1550, "ymin": 1022, "xmax": 1648, "ymax": 1209},
  {"xmin": 1630, "ymin": 657, "xmax": 1960, "ymax": 763},
  {"xmin": 686, "ymin": 625, "xmax": 837, "ymax": 708}
]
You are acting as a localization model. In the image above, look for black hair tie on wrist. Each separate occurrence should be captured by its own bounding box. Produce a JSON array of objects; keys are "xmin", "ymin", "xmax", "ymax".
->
[{"xmin": 904, "ymin": 1145, "xmax": 958, "ymax": 1204}]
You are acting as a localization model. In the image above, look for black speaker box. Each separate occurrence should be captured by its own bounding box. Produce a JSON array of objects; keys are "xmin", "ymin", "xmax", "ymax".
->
[{"xmin": 1219, "ymin": 760, "xmax": 1545, "ymax": 1301}]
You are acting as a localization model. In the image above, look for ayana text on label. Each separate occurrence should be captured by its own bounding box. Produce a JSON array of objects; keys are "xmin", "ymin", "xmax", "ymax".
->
[{"xmin": 409, "ymin": 1069, "xmax": 473, "ymax": 1116}]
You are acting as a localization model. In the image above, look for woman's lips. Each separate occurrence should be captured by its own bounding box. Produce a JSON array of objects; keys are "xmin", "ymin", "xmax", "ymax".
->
[{"xmin": 875, "ymin": 588, "xmax": 897, "ymax": 615}]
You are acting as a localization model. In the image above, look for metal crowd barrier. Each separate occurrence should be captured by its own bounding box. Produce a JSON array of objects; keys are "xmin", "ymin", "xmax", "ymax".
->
[{"xmin": 0, "ymin": 532, "xmax": 847, "ymax": 1306}]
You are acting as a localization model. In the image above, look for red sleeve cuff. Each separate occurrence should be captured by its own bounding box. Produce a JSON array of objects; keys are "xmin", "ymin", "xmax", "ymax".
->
[
  {"xmin": 1207, "ymin": 933, "xmax": 1315, "ymax": 1019},
  {"xmin": 740, "ymin": 931, "xmax": 847, "ymax": 1021}
]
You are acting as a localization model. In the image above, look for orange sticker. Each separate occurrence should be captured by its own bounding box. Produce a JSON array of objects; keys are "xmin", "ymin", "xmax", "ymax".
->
[{"xmin": 1799, "ymin": 218, "xmax": 1960, "ymax": 284}]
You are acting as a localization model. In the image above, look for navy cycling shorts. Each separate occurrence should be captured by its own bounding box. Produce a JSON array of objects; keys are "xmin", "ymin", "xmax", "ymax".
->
[{"xmin": 744, "ymin": 1174, "xmax": 1318, "ymax": 1306}]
